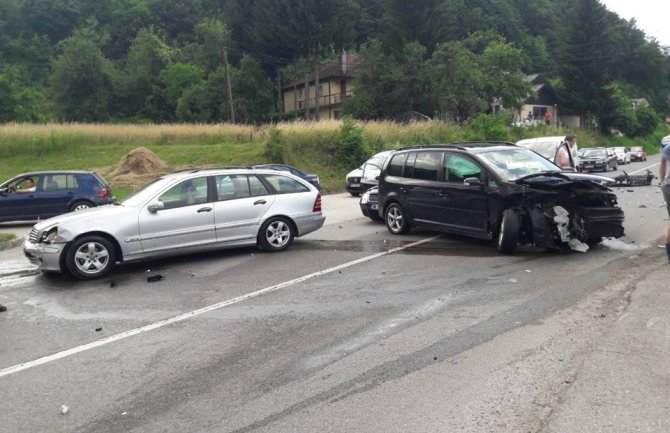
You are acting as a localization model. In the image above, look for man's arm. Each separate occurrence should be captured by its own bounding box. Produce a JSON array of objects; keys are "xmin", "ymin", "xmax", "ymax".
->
[{"xmin": 660, "ymin": 157, "xmax": 666, "ymax": 184}]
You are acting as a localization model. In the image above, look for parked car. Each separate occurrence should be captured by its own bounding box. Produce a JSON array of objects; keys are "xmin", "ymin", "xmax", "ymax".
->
[
  {"xmin": 345, "ymin": 150, "xmax": 393, "ymax": 196},
  {"xmin": 612, "ymin": 147, "xmax": 631, "ymax": 164},
  {"xmin": 359, "ymin": 186, "xmax": 382, "ymax": 221},
  {"xmin": 251, "ymin": 164, "xmax": 320, "ymax": 189},
  {"xmin": 629, "ymin": 146, "xmax": 647, "ymax": 162},
  {"xmin": 0, "ymin": 170, "xmax": 115, "ymax": 223},
  {"xmin": 23, "ymin": 168, "xmax": 325, "ymax": 280},
  {"xmin": 377, "ymin": 143, "xmax": 625, "ymax": 254},
  {"xmin": 515, "ymin": 136, "xmax": 576, "ymax": 170},
  {"xmin": 578, "ymin": 147, "xmax": 618, "ymax": 172}
]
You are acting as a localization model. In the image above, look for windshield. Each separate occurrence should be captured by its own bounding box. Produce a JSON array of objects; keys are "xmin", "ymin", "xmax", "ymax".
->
[
  {"xmin": 517, "ymin": 141, "xmax": 557, "ymax": 159},
  {"xmin": 121, "ymin": 177, "xmax": 173, "ymax": 206},
  {"xmin": 613, "ymin": 147, "xmax": 626, "ymax": 154},
  {"xmin": 583, "ymin": 149, "xmax": 606, "ymax": 158},
  {"xmin": 361, "ymin": 162, "xmax": 382, "ymax": 180},
  {"xmin": 477, "ymin": 148, "xmax": 560, "ymax": 181}
]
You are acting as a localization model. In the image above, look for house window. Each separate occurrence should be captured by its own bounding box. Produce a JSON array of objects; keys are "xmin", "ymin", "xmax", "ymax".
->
[
  {"xmin": 334, "ymin": 110, "xmax": 342, "ymax": 119},
  {"xmin": 533, "ymin": 107, "xmax": 547, "ymax": 119}
]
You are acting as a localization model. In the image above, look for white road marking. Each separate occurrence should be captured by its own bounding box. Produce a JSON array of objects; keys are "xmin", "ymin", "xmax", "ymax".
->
[
  {"xmin": 0, "ymin": 234, "xmax": 442, "ymax": 379},
  {"xmin": 628, "ymin": 162, "xmax": 658, "ymax": 175}
]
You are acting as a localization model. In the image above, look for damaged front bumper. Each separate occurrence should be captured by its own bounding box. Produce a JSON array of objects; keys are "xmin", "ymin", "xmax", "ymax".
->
[
  {"xmin": 529, "ymin": 204, "xmax": 625, "ymax": 251},
  {"xmin": 23, "ymin": 239, "xmax": 66, "ymax": 271}
]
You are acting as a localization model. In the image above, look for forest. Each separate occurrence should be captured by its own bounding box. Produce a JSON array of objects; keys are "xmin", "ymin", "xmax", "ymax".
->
[{"xmin": 1, "ymin": 0, "xmax": 669, "ymax": 136}]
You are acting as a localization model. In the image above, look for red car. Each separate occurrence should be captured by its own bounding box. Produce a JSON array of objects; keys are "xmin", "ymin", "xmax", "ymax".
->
[{"xmin": 629, "ymin": 146, "xmax": 647, "ymax": 162}]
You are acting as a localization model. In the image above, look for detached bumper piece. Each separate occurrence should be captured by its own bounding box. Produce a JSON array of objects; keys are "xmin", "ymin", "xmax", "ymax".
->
[{"xmin": 612, "ymin": 170, "xmax": 655, "ymax": 187}]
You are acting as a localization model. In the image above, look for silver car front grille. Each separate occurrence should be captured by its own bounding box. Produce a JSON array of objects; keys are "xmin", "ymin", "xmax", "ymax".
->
[{"xmin": 28, "ymin": 228, "xmax": 39, "ymax": 243}]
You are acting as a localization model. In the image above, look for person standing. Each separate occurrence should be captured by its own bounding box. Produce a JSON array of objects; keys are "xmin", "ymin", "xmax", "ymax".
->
[
  {"xmin": 544, "ymin": 110, "xmax": 552, "ymax": 126},
  {"xmin": 564, "ymin": 135, "xmax": 579, "ymax": 168},
  {"xmin": 659, "ymin": 137, "xmax": 670, "ymax": 263}
]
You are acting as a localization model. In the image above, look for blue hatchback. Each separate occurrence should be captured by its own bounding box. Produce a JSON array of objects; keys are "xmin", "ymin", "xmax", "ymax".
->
[
  {"xmin": 251, "ymin": 164, "xmax": 320, "ymax": 189},
  {"xmin": 0, "ymin": 170, "xmax": 115, "ymax": 222}
]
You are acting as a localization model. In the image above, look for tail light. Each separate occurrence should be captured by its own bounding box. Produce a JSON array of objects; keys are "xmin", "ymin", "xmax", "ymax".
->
[
  {"xmin": 97, "ymin": 186, "xmax": 111, "ymax": 198},
  {"xmin": 312, "ymin": 193, "xmax": 322, "ymax": 212}
]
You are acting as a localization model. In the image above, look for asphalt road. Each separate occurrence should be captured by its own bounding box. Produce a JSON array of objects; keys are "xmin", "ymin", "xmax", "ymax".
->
[{"xmin": 0, "ymin": 155, "xmax": 666, "ymax": 433}]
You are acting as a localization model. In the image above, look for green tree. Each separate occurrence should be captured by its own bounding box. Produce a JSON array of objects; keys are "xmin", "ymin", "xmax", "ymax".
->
[
  {"xmin": 598, "ymin": 82, "xmax": 636, "ymax": 135},
  {"xmin": 155, "ymin": 63, "xmax": 205, "ymax": 121},
  {"xmin": 119, "ymin": 27, "xmax": 174, "ymax": 120},
  {"xmin": 49, "ymin": 24, "xmax": 117, "ymax": 121},
  {"xmin": 380, "ymin": 0, "xmax": 462, "ymax": 54},
  {"xmin": 230, "ymin": 55, "xmax": 276, "ymax": 124}
]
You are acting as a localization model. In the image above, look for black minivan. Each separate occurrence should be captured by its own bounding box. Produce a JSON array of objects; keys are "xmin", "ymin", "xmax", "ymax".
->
[{"xmin": 376, "ymin": 143, "xmax": 625, "ymax": 253}]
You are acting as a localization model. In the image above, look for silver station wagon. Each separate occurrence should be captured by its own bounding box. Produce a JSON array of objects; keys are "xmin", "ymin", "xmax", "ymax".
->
[{"xmin": 24, "ymin": 168, "xmax": 326, "ymax": 280}]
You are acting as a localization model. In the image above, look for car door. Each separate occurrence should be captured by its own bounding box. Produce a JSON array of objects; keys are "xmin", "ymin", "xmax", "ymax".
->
[
  {"xmin": 432, "ymin": 153, "xmax": 489, "ymax": 233},
  {"xmin": 138, "ymin": 176, "xmax": 216, "ymax": 253},
  {"xmin": 0, "ymin": 175, "xmax": 44, "ymax": 220},
  {"xmin": 38, "ymin": 174, "xmax": 78, "ymax": 216},
  {"xmin": 400, "ymin": 151, "xmax": 445, "ymax": 225},
  {"xmin": 212, "ymin": 174, "xmax": 275, "ymax": 244}
]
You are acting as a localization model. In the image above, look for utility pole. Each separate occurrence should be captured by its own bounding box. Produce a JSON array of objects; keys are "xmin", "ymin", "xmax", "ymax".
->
[{"xmin": 223, "ymin": 29, "xmax": 235, "ymax": 124}]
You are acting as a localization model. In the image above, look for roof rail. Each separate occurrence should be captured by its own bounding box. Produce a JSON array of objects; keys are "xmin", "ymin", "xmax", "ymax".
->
[{"xmin": 396, "ymin": 141, "xmax": 516, "ymax": 151}]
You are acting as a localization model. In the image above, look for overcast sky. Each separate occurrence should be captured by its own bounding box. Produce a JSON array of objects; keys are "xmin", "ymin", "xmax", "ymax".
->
[{"xmin": 599, "ymin": 0, "xmax": 670, "ymax": 46}]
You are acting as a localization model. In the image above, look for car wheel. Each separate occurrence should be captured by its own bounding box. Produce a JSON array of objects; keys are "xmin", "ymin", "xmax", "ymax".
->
[
  {"xmin": 497, "ymin": 209, "xmax": 520, "ymax": 254},
  {"xmin": 614, "ymin": 162, "xmax": 618, "ymax": 170},
  {"xmin": 349, "ymin": 192, "xmax": 360, "ymax": 197},
  {"xmin": 65, "ymin": 235, "xmax": 116, "ymax": 280},
  {"xmin": 257, "ymin": 216, "xmax": 294, "ymax": 252},
  {"xmin": 385, "ymin": 203, "xmax": 410, "ymax": 235},
  {"xmin": 70, "ymin": 200, "xmax": 93, "ymax": 212}
]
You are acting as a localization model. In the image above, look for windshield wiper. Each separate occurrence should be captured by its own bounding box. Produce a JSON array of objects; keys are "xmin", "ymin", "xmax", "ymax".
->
[{"xmin": 515, "ymin": 171, "xmax": 570, "ymax": 182}]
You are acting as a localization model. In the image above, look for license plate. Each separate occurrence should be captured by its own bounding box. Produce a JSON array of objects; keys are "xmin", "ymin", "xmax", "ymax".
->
[{"xmin": 350, "ymin": 183, "xmax": 360, "ymax": 188}]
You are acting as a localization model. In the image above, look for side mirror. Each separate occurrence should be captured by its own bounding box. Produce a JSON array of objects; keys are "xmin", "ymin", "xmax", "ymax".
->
[
  {"xmin": 463, "ymin": 177, "xmax": 483, "ymax": 187},
  {"xmin": 147, "ymin": 201, "xmax": 165, "ymax": 213}
]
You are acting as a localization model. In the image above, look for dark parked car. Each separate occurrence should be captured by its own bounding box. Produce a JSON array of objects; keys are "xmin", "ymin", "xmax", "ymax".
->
[
  {"xmin": 251, "ymin": 164, "xmax": 320, "ymax": 189},
  {"xmin": 0, "ymin": 170, "xmax": 115, "ymax": 222},
  {"xmin": 359, "ymin": 186, "xmax": 382, "ymax": 221},
  {"xmin": 629, "ymin": 146, "xmax": 647, "ymax": 162},
  {"xmin": 578, "ymin": 147, "xmax": 618, "ymax": 172},
  {"xmin": 377, "ymin": 143, "xmax": 625, "ymax": 253}
]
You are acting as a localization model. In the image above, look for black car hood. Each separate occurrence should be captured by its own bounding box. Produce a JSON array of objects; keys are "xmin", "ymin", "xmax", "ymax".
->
[{"xmin": 511, "ymin": 171, "xmax": 613, "ymax": 191}]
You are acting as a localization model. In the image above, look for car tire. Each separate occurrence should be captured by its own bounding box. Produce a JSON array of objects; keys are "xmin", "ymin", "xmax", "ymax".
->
[
  {"xmin": 70, "ymin": 200, "xmax": 93, "ymax": 212},
  {"xmin": 385, "ymin": 203, "xmax": 410, "ymax": 235},
  {"xmin": 65, "ymin": 235, "xmax": 116, "ymax": 280},
  {"xmin": 257, "ymin": 216, "xmax": 294, "ymax": 252},
  {"xmin": 349, "ymin": 192, "xmax": 360, "ymax": 197},
  {"xmin": 497, "ymin": 209, "xmax": 520, "ymax": 254}
]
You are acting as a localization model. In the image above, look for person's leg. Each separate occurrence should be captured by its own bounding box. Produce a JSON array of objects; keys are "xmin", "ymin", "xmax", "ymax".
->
[{"xmin": 664, "ymin": 181, "xmax": 670, "ymax": 263}]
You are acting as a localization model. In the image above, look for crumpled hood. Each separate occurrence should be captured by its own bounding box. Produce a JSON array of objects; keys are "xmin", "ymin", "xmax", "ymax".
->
[{"xmin": 511, "ymin": 171, "xmax": 613, "ymax": 191}]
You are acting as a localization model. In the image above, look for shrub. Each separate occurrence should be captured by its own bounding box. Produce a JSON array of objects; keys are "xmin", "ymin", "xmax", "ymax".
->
[
  {"xmin": 265, "ymin": 128, "xmax": 285, "ymax": 162},
  {"xmin": 335, "ymin": 116, "xmax": 369, "ymax": 168},
  {"xmin": 465, "ymin": 113, "xmax": 512, "ymax": 141}
]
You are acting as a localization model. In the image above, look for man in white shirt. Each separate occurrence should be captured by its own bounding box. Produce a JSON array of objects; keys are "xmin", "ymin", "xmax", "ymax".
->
[{"xmin": 15, "ymin": 178, "xmax": 36, "ymax": 193}]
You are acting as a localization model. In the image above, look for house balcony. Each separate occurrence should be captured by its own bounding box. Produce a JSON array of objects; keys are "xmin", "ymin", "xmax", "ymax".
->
[{"xmin": 297, "ymin": 90, "xmax": 353, "ymax": 110}]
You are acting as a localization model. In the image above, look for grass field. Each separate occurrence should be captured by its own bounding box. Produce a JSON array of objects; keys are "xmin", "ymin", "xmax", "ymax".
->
[{"xmin": 0, "ymin": 121, "xmax": 663, "ymax": 200}]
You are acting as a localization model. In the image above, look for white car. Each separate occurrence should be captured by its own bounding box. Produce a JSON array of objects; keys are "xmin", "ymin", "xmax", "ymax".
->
[
  {"xmin": 515, "ymin": 136, "xmax": 578, "ymax": 170},
  {"xmin": 345, "ymin": 150, "xmax": 393, "ymax": 196},
  {"xmin": 24, "ymin": 168, "xmax": 325, "ymax": 280},
  {"xmin": 612, "ymin": 147, "xmax": 631, "ymax": 164}
]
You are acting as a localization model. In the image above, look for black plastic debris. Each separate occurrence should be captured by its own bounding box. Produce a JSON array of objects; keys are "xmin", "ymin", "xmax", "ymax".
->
[
  {"xmin": 110, "ymin": 282, "xmax": 117, "ymax": 288},
  {"xmin": 147, "ymin": 275, "xmax": 164, "ymax": 283},
  {"xmin": 0, "ymin": 304, "xmax": 7, "ymax": 313},
  {"xmin": 639, "ymin": 204, "xmax": 647, "ymax": 208},
  {"xmin": 95, "ymin": 327, "xmax": 102, "ymax": 332}
]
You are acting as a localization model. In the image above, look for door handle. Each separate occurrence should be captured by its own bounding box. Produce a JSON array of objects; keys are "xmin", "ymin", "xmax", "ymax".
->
[
  {"xmin": 253, "ymin": 199, "xmax": 267, "ymax": 205},
  {"xmin": 197, "ymin": 207, "xmax": 212, "ymax": 213}
]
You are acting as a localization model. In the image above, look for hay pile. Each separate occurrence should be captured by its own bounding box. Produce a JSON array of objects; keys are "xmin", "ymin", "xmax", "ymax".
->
[{"xmin": 109, "ymin": 147, "xmax": 168, "ymax": 189}]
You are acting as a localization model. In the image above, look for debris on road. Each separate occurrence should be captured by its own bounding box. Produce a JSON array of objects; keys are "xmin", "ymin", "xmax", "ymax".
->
[
  {"xmin": 147, "ymin": 274, "xmax": 164, "ymax": 283},
  {"xmin": 0, "ymin": 304, "xmax": 6, "ymax": 312},
  {"xmin": 60, "ymin": 405, "xmax": 69, "ymax": 415}
]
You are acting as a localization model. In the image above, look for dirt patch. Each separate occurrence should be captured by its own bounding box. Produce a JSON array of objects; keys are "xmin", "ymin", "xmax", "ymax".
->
[{"xmin": 109, "ymin": 147, "xmax": 167, "ymax": 189}]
